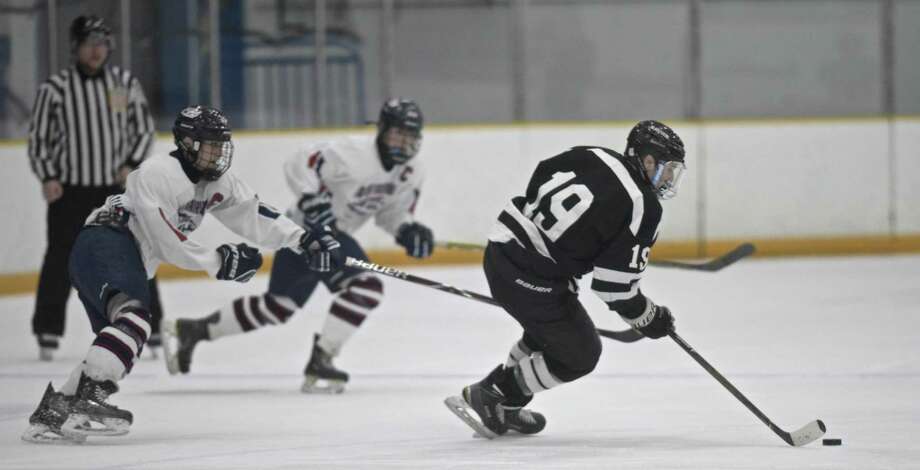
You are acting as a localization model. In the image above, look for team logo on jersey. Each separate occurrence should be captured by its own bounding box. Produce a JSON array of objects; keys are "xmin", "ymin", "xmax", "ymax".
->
[
  {"xmin": 348, "ymin": 183, "xmax": 397, "ymax": 215},
  {"xmin": 108, "ymin": 86, "xmax": 128, "ymax": 113},
  {"xmin": 175, "ymin": 193, "xmax": 225, "ymax": 232}
]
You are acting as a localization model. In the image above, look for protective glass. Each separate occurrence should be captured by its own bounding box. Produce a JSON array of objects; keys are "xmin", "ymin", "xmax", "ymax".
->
[
  {"xmin": 382, "ymin": 127, "xmax": 422, "ymax": 164},
  {"xmin": 651, "ymin": 160, "xmax": 686, "ymax": 200},
  {"xmin": 194, "ymin": 140, "xmax": 234, "ymax": 180}
]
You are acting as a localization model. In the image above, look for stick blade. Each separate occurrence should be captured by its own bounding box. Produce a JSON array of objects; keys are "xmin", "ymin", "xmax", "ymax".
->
[
  {"xmin": 694, "ymin": 243, "xmax": 756, "ymax": 272},
  {"xmin": 786, "ymin": 419, "xmax": 826, "ymax": 447}
]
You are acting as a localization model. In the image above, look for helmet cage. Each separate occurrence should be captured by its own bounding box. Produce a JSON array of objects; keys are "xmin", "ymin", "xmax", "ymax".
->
[
  {"xmin": 377, "ymin": 98, "xmax": 423, "ymax": 166},
  {"xmin": 179, "ymin": 138, "xmax": 233, "ymax": 181},
  {"xmin": 173, "ymin": 106, "xmax": 233, "ymax": 181},
  {"xmin": 380, "ymin": 126, "xmax": 422, "ymax": 165}
]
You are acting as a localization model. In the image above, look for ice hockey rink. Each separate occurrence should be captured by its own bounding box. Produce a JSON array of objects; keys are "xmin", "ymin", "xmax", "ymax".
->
[{"xmin": 1, "ymin": 254, "xmax": 918, "ymax": 469}]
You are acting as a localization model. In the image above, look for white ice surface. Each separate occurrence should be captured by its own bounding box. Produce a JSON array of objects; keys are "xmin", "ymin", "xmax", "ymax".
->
[{"xmin": 1, "ymin": 255, "xmax": 919, "ymax": 469}]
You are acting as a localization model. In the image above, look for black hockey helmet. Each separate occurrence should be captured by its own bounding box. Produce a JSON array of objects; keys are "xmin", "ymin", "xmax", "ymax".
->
[
  {"xmin": 173, "ymin": 106, "xmax": 234, "ymax": 181},
  {"xmin": 376, "ymin": 98, "xmax": 423, "ymax": 167},
  {"xmin": 70, "ymin": 15, "xmax": 114, "ymax": 52},
  {"xmin": 625, "ymin": 120, "xmax": 687, "ymax": 199}
]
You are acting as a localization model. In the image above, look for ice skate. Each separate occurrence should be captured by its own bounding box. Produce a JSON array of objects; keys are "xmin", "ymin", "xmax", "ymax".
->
[
  {"xmin": 444, "ymin": 380, "xmax": 509, "ymax": 439},
  {"xmin": 301, "ymin": 334, "xmax": 348, "ymax": 394},
  {"xmin": 503, "ymin": 405, "xmax": 546, "ymax": 435},
  {"xmin": 61, "ymin": 374, "xmax": 132, "ymax": 437},
  {"xmin": 21, "ymin": 383, "xmax": 86, "ymax": 444},
  {"xmin": 163, "ymin": 318, "xmax": 210, "ymax": 374}
]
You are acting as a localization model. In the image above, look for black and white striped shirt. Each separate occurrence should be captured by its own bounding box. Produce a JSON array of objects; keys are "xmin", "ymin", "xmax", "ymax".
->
[
  {"xmin": 27, "ymin": 65, "xmax": 154, "ymax": 186},
  {"xmin": 488, "ymin": 146, "xmax": 663, "ymax": 317}
]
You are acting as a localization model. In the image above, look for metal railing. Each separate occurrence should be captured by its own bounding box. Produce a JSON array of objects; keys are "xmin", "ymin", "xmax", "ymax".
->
[{"xmin": 241, "ymin": 33, "xmax": 366, "ymax": 129}]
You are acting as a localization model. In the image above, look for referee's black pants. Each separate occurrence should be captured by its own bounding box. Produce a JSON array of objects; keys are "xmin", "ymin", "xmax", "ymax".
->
[{"xmin": 32, "ymin": 185, "xmax": 163, "ymax": 343}]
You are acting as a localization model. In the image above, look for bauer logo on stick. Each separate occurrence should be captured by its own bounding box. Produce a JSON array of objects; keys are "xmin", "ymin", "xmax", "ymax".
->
[{"xmin": 345, "ymin": 257, "xmax": 406, "ymax": 279}]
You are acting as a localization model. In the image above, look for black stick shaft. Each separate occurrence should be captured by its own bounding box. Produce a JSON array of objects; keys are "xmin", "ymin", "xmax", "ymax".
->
[
  {"xmin": 344, "ymin": 257, "xmax": 643, "ymax": 343},
  {"xmin": 668, "ymin": 330, "xmax": 790, "ymax": 442},
  {"xmin": 437, "ymin": 242, "xmax": 755, "ymax": 272}
]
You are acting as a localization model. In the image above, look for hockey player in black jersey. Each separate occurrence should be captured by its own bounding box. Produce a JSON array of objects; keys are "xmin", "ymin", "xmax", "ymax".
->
[{"xmin": 445, "ymin": 120, "xmax": 686, "ymax": 438}]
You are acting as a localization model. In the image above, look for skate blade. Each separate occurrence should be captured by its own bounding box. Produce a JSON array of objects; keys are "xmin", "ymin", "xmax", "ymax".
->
[
  {"xmin": 61, "ymin": 414, "xmax": 130, "ymax": 437},
  {"xmin": 444, "ymin": 396, "xmax": 499, "ymax": 440},
  {"xmin": 21, "ymin": 423, "xmax": 87, "ymax": 445},
  {"xmin": 161, "ymin": 320, "xmax": 181, "ymax": 375},
  {"xmin": 301, "ymin": 376, "xmax": 346, "ymax": 394}
]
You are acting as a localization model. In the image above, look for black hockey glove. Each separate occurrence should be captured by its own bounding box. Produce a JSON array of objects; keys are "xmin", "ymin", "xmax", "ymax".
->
[
  {"xmin": 623, "ymin": 300, "xmax": 674, "ymax": 339},
  {"xmin": 395, "ymin": 222, "xmax": 434, "ymax": 258},
  {"xmin": 215, "ymin": 243, "xmax": 262, "ymax": 283},
  {"xmin": 299, "ymin": 225, "xmax": 343, "ymax": 272},
  {"xmin": 297, "ymin": 192, "xmax": 336, "ymax": 228}
]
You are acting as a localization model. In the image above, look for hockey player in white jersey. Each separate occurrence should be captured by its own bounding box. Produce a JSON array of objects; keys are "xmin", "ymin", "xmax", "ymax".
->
[
  {"xmin": 21, "ymin": 106, "xmax": 342, "ymax": 443},
  {"xmin": 165, "ymin": 98, "xmax": 435, "ymax": 393}
]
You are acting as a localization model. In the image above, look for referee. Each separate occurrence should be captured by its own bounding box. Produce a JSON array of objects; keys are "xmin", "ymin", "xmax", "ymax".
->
[{"xmin": 27, "ymin": 15, "xmax": 164, "ymax": 361}]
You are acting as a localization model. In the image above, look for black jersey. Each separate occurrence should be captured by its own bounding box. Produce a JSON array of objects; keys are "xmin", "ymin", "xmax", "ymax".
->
[{"xmin": 489, "ymin": 145, "xmax": 662, "ymax": 312}]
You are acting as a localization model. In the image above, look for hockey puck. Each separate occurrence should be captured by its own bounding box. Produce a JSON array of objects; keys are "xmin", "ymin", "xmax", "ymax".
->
[{"xmin": 822, "ymin": 438, "xmax": 842, "ymax": 446}]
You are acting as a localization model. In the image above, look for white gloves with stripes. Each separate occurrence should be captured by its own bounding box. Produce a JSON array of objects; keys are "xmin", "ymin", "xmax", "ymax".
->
[{"xmin": 395, "ymin": 222, "xmax": 434, "ymax": 258}]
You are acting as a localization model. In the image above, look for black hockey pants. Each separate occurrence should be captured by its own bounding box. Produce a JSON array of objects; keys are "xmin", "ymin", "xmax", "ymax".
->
[{"xmin": 483, "ymin": 242, "xmax": 601, "ymax": 383}]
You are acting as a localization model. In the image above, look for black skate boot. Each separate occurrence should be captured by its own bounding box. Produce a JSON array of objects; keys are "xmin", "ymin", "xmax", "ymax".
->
[
  {"xmin": 444, "ymin": 368, "xmax": 510, "ymax": 439},
  {"xmin": 21, "ymin": 383, "xmax": 85, "ymax": 444},
  {"xmin": 301, "ymin": 334, "xmax": 349, "ymax": 394},
  {"xmin": 503, "ymin": 405, "xmax": 547, "ymax": 435},
  {"xmin": 163, "ymin": 315, "xmax": 212, "ymax": 375},
  {"xmin": 62, "ymin": 373, "xmax": 132, "ymax": 437}
]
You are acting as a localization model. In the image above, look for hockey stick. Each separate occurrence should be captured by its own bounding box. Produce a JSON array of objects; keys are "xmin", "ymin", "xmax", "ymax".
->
[
  {"xmin": 649, "ymin": 243, "xmax": 756, "ymax": 272},
  {"xmin": 665, "ymin": 330, "xmax": 826, "ymax": 446},
  {"xmin": 437, "ymin": 241, "xmax": 756, "ymax": 272},
  {"xmin": 437, "ymin": 241, "xmax": 489, "ymax": 251},
  {"xmin": 344, "ymin": 257, "xmax": 643, "ymax": 343}
]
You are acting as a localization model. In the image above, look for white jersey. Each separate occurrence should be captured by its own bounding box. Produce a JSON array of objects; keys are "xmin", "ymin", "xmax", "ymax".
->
[
  {"xmin": 97, "ymin": 154, "xmax": 306, "ymax": 278},
  {"xmin": 283, "ymin": 135, "xmax": 423, "ymax": 235}
]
